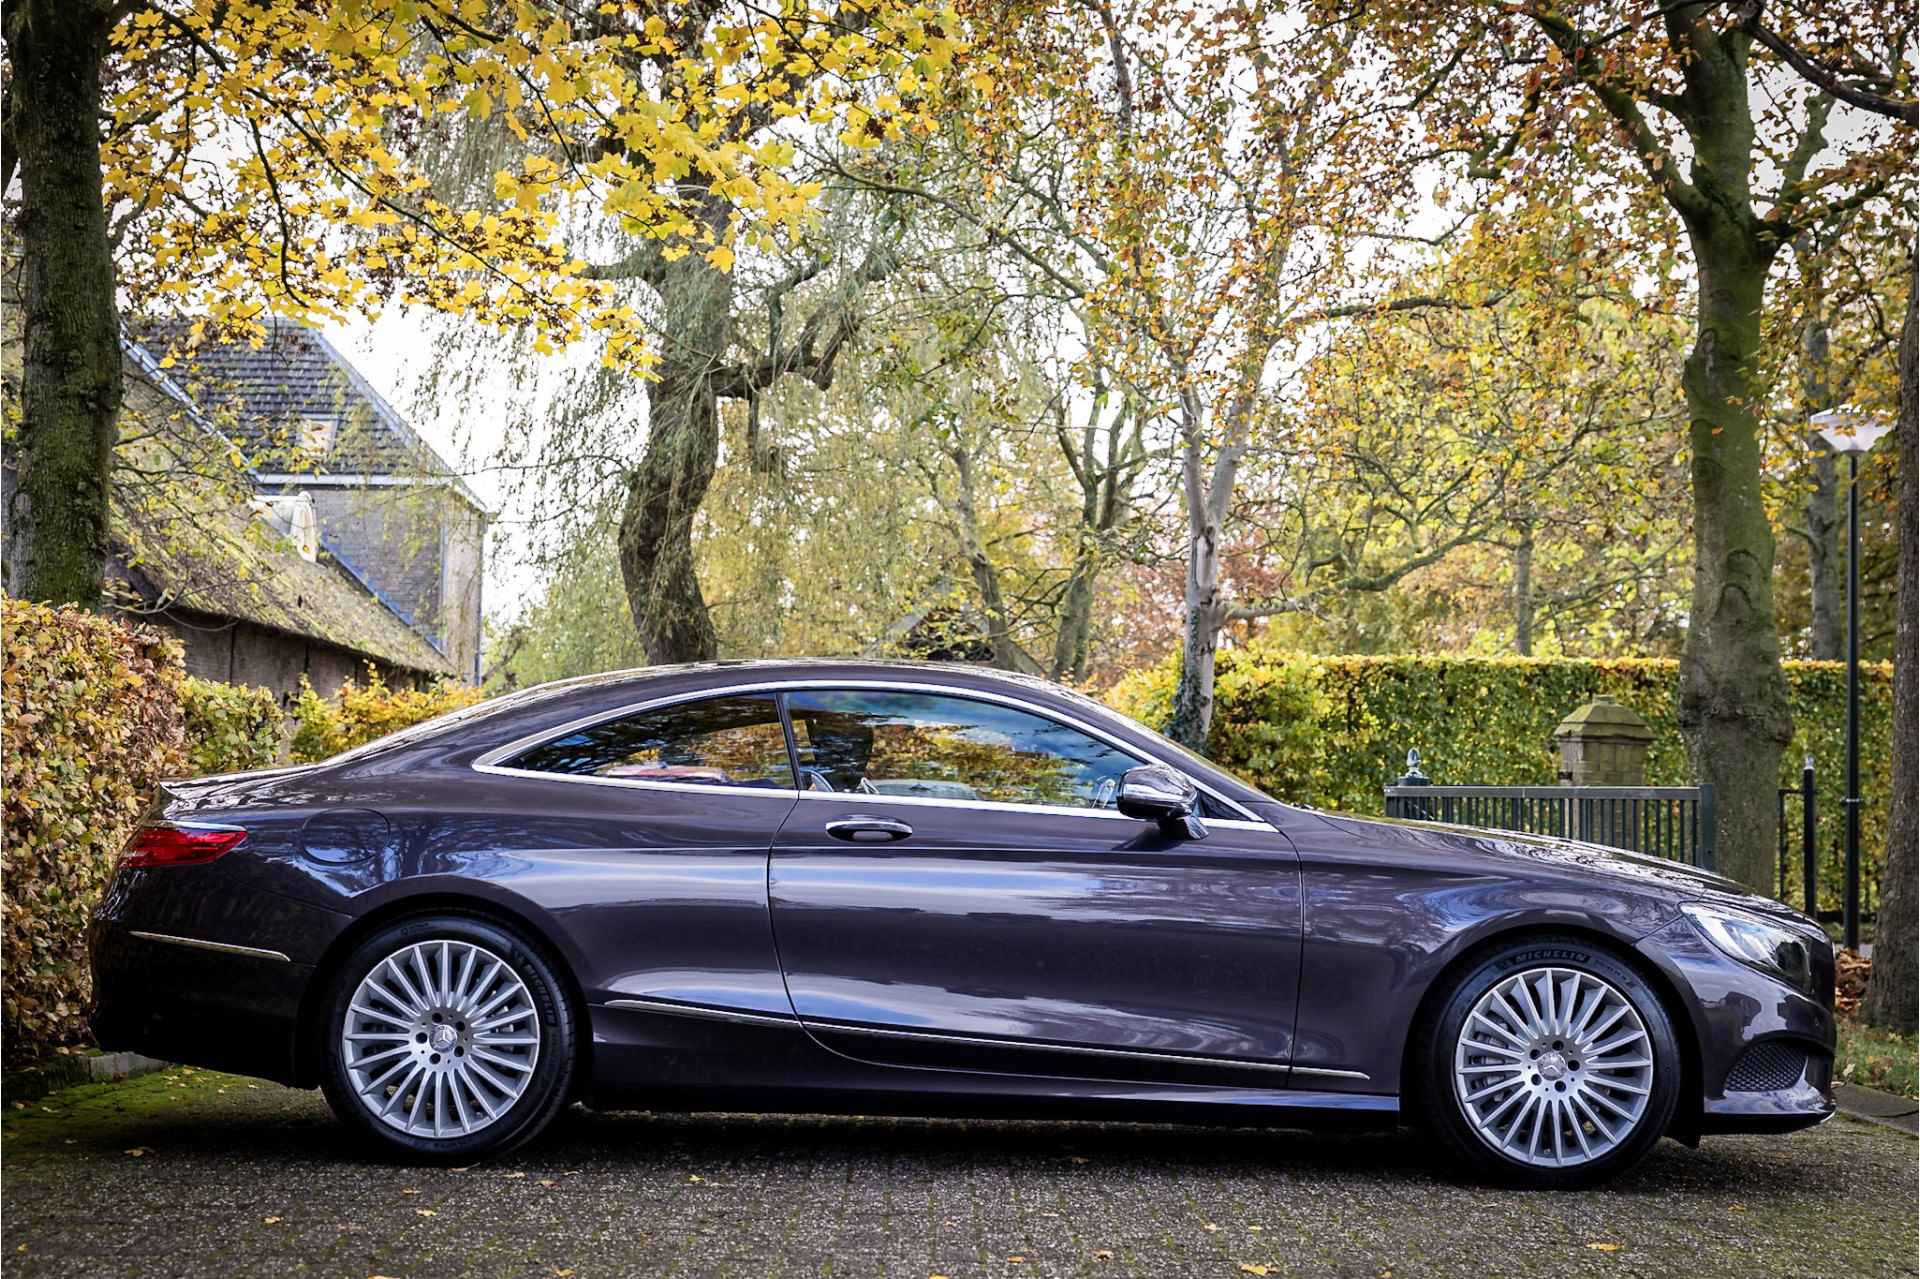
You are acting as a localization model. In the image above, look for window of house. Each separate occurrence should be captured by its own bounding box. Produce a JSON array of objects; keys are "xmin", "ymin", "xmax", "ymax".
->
[
  {"xmin": 510, "ymin": 695, "xmax": 794, "ymax": 790},
  {"xmin": 783, "ymin": 690, "xmax": 1138, "ymax": 810},
  {"xmin": 298, "ymin": 416, "xmax": 336, "ymax": 456}
]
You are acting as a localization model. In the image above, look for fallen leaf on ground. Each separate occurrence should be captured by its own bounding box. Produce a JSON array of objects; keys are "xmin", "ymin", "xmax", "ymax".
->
[
  {"xmin": 1092, "ymin": 1249, "xmax": 1114, "ymax": 1260},
  {"xmin": 538, "ymin": 1179, "xmax": 556, "ymax": 1187},
  {"xmin": 1008, "ymin": 1257, "xmax": 1026, "ymax": 1264},
  {"xmin": 1729, "ymin": 1204, "xmax": 1747, "ymax": 1212},
  {"xmin": 415, "ymin": 1209, "xmax": 437, "ymax": 1218},
  {"xmin": 503, "ymin": 1171, "xmax": 527, "ymax": 1179},
  {"xmin": 1240, "ymin": 1266, "xmax": 1272, "ymax": 1276},
  {"xmin": 1587, "ymin": 1243, "xmax": 1622, "ymax": 1252},
  {"xmin": 263, "ymin": 1217, "xmax": 282, "ymax": 1225},
  {"xmin": 124, "ymin": 1148, "xmax": 148, "ymax": 1157},
  {"xmin": 400, "ymin": 1189, "xmax": 420, "ymax": 1196}
]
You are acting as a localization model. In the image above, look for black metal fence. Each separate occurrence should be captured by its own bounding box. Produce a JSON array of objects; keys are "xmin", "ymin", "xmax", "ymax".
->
[{"xmin": 1383, "ymin": 783, "xmax": 1718, "ymax": 870}]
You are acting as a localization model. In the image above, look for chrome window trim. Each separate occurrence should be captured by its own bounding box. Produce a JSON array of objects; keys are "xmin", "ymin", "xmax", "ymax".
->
[
  {"xmin": 472, "ymin": 764, "xmax": 802, "ymax": 800},
  {"xmin": 471, "ymin": 678, "xmax": 1271, "ymax": 828},
  {"xmin": 128, "ymin": 930, "xmax": 292, "ymax": 963}
]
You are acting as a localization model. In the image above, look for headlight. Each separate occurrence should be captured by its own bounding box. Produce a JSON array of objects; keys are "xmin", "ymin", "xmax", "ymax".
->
[{"xmin": 1681, "ymin": 902, "xmax": 1815, "ymax": 992}]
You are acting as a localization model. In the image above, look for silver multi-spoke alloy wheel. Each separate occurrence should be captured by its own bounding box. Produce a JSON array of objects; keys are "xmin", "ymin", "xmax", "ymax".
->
[
  {"xmin": 340, "ymin": 940, "xmax": 541, "ymax": 1140},
  {"xmin": 1452, "ymin": 965, "xmax": 1654, "ymax": 1168}
]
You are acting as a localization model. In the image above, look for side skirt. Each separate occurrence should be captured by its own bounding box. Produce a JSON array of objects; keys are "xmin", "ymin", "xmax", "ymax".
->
[{"xmin": 590, "ymin": 998, "xmax": 1398, "ymax": 1129}]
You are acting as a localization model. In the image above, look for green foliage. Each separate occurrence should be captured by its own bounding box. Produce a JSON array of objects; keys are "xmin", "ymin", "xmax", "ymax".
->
[
  {"xmin": 1106, "ymin": 645, "xmax": 1895, "ymax": 910},
  {"xmin": 1, "ymin": 600, "xmax": 187, "ymax": 1068},
  {"xmin": 179, "ymin": 678, "xmax": 283, "ymax": 776},
  {"xmin": 289, "ymin": 667, "xmax": 486, "ymax": 764}
]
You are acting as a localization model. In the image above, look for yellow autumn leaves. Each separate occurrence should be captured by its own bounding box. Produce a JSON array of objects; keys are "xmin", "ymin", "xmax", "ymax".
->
[{"xmin": 103, "ymin": 0, "xmax": 964, "ymax": 374}]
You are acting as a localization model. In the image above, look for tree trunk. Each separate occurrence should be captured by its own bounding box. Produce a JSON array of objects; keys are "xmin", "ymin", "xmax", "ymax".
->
[
  {"xmin": 1169, "ymin": 406, "xmax": 1226, "ymax": 750},
  {"xmin": 1050, "ymin": 541, "xmax": 1097, "ymax": 682},
  {"xmin": 1802, "ymin": 313, "xmax": 1843, "ymax": 659},
  {"xmin": 947, "ymin": 442, "xmax": 1024, "ymax": 671},
  {"xmin": 617, "ymin": 255, "xmax": 730, "ymax": 664},
  {"xmin": 1675, "ymin": 233, "xmax": 1794, "ymax": 892},
  {"xmin": 1804, "ymin": 442, "xmax": 1843, "ymax": 659},
  {"xmin": 3, "ymin": 0, "xmax": 121, "ymax": 606},
  {"xmin": 1863, "ymin": 277, "xmax": 1916, "ymax": 1034},
  {"xmin": 1512, "ymin": 521, "xmax": 1535, "ymax": 656},
  {"xmin": 1168, "ymin": 563, "xmax": 1222, "ymax": 752}
]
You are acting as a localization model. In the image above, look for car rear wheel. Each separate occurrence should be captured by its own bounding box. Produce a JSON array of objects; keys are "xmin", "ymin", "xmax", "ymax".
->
[
  {"xmin": 1419, "ymin": 935, "xmax": 1681, "ymax": 1188},
  {"xmin": 320, "ymin": 915, "xmax": 575, "ymax": 1161}
]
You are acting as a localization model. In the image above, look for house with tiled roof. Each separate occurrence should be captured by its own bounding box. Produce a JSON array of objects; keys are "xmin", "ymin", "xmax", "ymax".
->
[
  {"xmin": 133, "ymin": 320, "xmax": 488, "ymax": 686},
  {"xmin": 3, "ymin": 289, "xmax": 482, "ymax": 700}
]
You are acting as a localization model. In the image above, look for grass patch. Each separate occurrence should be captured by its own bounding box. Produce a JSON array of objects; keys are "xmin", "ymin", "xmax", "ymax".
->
[
  {"xmin": 1, "ymin": 1066, "xmax": 238, "ymax": 1150},
  {"xmin": 1836, "ymin": 1018, "xmax": 1919, "ymax": 1099}
]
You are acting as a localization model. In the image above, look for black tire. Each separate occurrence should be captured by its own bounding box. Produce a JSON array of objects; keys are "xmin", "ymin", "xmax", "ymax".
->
[
  {"xmin": 1415, "ymin": 934, "xmax": 1682, "ymax": 1189},
  {"xmin": 319, "ymin": 915, "xmax": 576, "ymax": 1162}
]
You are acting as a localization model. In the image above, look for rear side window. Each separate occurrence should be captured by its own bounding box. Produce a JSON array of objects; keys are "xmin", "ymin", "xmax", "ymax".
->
[{"xmin": 509, "ymin": 695, "xmax": 794, "ymax": 790}]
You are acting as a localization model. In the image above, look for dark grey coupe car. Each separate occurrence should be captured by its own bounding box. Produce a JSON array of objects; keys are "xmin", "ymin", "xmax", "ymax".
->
[{"xmin": 90, "ymin": 661, "xmax": 1836, "ymax": 1185}]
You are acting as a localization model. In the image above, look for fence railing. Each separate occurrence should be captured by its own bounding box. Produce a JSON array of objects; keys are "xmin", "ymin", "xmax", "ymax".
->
[{"xmin": 1383, "ymin": 783, "xmax": 1717, "ymax": 870}]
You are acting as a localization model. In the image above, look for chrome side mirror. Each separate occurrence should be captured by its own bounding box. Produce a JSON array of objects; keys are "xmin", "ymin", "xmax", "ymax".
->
[{"xmin": 1117, "ymin": 765, "xmax": 1207, "ymax": 840}]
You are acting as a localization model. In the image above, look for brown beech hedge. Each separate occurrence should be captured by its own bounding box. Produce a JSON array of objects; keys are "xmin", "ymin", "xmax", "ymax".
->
[{"xmin": 2, "ymin": 601, "xmax": 188, "ymax": 1068}]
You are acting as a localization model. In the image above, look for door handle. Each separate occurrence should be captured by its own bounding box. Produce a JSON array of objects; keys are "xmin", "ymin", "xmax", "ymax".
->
[{"xmin": 824, "ymin": 815, "xmax": 914, "ymax": 843}]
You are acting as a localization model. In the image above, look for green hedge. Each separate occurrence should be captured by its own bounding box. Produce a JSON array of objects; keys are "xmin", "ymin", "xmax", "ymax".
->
[
  {"xmin": 1, "ymin": 601, "xmax": 189, "ymax": 1069},
  {"xmin": 181, "ymin": 677, "xmax": 284, "ymax": 776},
  {"xmin": 1106, "ymin": 648, "xmax": 1895, "ymax": 912}
]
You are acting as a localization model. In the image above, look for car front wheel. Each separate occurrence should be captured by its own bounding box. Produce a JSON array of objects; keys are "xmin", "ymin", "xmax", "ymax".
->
[
  {"xmin": 1420, "ymin": 935, "xmax": 1681, "ymax": 1188},
  {"xmin": 320, "ymin": 915, "xmax": 576, "ymax": 1161}
]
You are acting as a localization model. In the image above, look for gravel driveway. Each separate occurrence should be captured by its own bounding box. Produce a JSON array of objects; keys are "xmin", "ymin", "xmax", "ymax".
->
[{"xmin": 3, "ymin": 1067, "xmax": 1914, "ymax": 1278}]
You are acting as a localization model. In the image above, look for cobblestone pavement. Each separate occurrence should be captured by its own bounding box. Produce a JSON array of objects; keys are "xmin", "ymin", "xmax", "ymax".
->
[{"xmin": 3, "ymin": 1067, "xmax": 1914, "ymax": 1279}]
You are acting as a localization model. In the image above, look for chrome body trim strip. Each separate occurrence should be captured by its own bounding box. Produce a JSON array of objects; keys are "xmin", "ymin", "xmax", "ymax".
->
[
  {"xmin": 806, "ymin": 1018, "xmax": 1299, "ymax": 1075},
  {"xmin": 471, "ymin": 678, "xmax": 1271, "ymax": 828},
  {"xmin": 128, "ymin": 931, "xmax": 292, "ymax": 963},
  {"xmin": 603, "ymin": 998, "xmax": 798, "ymax": 1027},
  {"xmin": 1288, "ymin": 1065, "xmax": 1373, "ymax": 1081}
]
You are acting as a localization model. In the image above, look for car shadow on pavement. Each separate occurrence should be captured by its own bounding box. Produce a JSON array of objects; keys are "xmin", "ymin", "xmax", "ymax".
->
[{"xmin": 17, "ymin": 1079, "xmax": 1784, "ymax": 1201}]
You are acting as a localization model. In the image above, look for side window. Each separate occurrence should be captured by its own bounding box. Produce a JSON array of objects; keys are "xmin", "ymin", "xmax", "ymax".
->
[
  {"xmin": 784, "ymin": 690, "xmax": 1138, "ymax": 810},
  {"xmin": 510, "ymin": 695, "xmax": 794, "ymax": 790}
]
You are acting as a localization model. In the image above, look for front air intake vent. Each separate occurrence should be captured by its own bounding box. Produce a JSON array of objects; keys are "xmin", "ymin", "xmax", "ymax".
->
[{"xmin": 1724, "ymin": 1041, "xmax": 1809, "ymax": 1092}]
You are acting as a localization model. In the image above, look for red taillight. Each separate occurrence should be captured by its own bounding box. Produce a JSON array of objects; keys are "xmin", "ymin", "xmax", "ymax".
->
[{"xmin": 120, "ymin": 824, "xmax": 247, "ymax": 868}]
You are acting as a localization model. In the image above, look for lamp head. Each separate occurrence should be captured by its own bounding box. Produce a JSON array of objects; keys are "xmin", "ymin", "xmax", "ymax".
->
[{"xmin": 1811, "ymin": 407, "xmax": 1894, "ymax": 456}]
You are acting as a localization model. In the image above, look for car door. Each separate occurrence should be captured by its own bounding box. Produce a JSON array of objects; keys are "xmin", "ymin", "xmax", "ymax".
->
[{"xmin": 768, "ymin": 685, "xmax": 1304, "ymax": 1087}]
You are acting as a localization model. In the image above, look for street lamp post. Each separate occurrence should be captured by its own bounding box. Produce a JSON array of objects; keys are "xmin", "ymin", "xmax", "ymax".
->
[{"xmin": 1811, "ymin": 407, "xmax": 1893, "ymax": 952}]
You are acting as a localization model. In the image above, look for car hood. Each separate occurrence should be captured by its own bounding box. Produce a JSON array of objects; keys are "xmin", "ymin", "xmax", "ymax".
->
[{"xmin": 1275, "ymin": 804, "xmax": 1804, "ymax": 916}]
